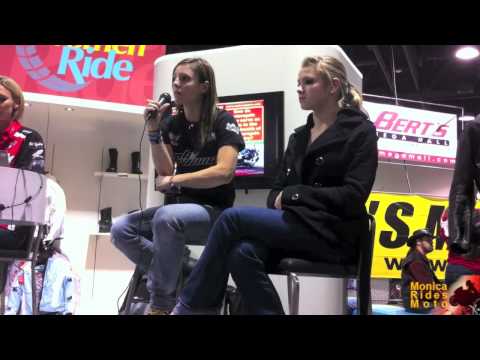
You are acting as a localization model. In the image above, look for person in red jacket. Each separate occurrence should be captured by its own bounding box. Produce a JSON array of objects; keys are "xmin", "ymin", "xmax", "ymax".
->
[{"xmin": 0, "ymin": 75, "xmax": 45, "ymax": 295}]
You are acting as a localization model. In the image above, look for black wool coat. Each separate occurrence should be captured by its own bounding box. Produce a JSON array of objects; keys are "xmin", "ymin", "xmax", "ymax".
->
[{"xmin": 267, "ymin": 108, "xmax": 378, "ymax": 261}]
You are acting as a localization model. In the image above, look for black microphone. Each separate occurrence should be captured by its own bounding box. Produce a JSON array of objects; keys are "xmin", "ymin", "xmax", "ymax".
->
[{"xmin": 146, "ymin": 93, "xmax": 173, "ymax": 122}]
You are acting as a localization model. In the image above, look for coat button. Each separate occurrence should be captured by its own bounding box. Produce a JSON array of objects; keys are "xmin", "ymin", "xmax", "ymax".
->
[
  {"xmin": 315, "ymin": 156, "xmax": 324, "ymax": 165},
  {"xmin": 291, "ymin": 193, "xmax": 300, "ymax": 201}
]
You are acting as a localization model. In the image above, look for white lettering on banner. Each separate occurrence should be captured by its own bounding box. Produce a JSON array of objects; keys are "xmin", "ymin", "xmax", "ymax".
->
[
  {"xmin": 225, "ymin": 123, "xmax": 241, "ymax": 135},
  {"xmin": 364, "ymin": 101, "xmax": 458, "ymax": 167}
]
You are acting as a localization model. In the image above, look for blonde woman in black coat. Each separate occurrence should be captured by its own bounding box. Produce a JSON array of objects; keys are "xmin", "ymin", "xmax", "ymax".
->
[{"xmin": 172, "ymin": 55, "xmax": 379, "ymax": 315}]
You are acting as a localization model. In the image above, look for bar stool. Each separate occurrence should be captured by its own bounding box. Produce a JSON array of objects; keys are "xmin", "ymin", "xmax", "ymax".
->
[{"xmin": 270, "ymin": 214, "xmax": 375, "ymax": 315}]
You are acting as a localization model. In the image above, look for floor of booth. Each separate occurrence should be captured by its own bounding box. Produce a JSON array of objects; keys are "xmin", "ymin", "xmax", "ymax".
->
[{"xmin": 348, "ymin": 297, "xmax": 426, "ymax": 315}]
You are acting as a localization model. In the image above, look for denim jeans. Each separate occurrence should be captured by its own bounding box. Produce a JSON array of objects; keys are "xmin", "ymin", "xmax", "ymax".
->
[
  {"xmin": 174, "ymin": 206, "xmax": 342, "ymax": 315},
  {"xmin": 445, "ymin": 263, "xmax": 480, "ymax": 287},
  {"xmin": 111, "ymin": 203, "xmax": 222, "ymax": 311}
]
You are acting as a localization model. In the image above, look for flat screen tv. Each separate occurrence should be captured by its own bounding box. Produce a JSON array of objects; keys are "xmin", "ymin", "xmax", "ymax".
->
[{"xmin": 217, "ymin": 91, "xmax": 284, "ymax": 189}]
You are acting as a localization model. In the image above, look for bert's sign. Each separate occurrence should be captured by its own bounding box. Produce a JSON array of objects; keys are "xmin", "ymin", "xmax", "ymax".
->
[{"xmin": 363, "ymin": 101, "xmax": 458, "ymax": 167}]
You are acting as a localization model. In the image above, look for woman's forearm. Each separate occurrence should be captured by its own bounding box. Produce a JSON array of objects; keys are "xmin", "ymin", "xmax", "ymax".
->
[
  {"xmin": 173, "ymin": 164, "xmax": 234, "ymax": 189},
  {"xmin": 151, "ymin": 143, "xmax": 174, "ymax": 176}
]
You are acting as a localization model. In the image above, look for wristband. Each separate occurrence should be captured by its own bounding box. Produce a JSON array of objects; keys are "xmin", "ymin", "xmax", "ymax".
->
[
  {"xmin": 148, "ymin": 129, "xmax": 163, "ymax": 144},
  {"xmin": 169, "ymin": 175, "xmax": 181, "ymax": 192}
]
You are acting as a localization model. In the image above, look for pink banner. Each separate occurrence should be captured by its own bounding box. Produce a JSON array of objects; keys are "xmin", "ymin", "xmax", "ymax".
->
[{"xmin": 0, "ymin": 45, "xmax": 166, "ymax": 106}]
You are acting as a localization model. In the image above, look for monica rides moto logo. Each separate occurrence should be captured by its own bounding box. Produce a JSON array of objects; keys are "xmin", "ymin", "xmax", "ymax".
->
[
  {"xmin": 16, "ymin": 45, "xmax": 146, "ymax": 92},
  {"xmin": 409, "ymin": 281, "xmax": 448, "ymax": 311},
  {"xmin": 430, "ymin": 275, "xmax": 480, "ymax": 315}
]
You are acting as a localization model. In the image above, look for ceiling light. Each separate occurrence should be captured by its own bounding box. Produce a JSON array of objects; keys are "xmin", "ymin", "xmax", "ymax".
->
[
  {"xmin": 455, "ymin": 46, "xmax": 479, "ymax": 60},
  {"xmin": 65, "ymin": 107, "xmax": 74, "ymax": 111},
  {"xmin": 458, "ymin": 115, "xmax": 475, "ymax": 121}
]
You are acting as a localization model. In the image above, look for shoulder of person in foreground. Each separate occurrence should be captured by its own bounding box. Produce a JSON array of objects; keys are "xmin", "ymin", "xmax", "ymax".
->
[{"xmin": 16, "ymin": 125, "xmax": 46, "ymax": 173}]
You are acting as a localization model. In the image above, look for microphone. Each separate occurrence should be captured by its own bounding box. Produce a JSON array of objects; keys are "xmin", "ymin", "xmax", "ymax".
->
[{"xmin": 146, "ymin": 93, "xmax": 173, "ymax": 122}]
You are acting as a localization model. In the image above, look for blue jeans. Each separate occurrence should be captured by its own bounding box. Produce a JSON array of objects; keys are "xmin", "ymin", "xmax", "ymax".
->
[
  {"xmin": 174, "ymin": 206, "xmax": 343, "ymax": 315},
  {"xmin": 111, "ymin": 203, "xmax": 222, "ymax": 311},
  {"xmin": 445, "ymin": 263, "xmax": 480, "ymax": 287}
]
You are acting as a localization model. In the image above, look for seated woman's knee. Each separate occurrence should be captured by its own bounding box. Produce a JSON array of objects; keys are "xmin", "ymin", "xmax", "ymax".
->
[
  {"xmin": 217, "ymin": 207, "xmax": 260, "ymax": 232},
  {"xmin": 152, "ymin": 206, "xmax": 182, "ymax": 232},
  {"xmin": 110, "ymin": 215, "xmax": 128, "ymax": 247},
  {"xmin": 218, "ymin": 207, "xmax": 245, "ymax": 223},
  {"xmin": 228, "ymin": 242, "xmax": 258, "ymax": 272}
]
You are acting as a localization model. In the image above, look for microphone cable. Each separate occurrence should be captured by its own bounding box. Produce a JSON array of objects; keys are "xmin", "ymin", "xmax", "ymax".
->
[
  {"xmin": 136, "ymin": 94, "xmax": 172, "ymax": 241},
  {"xmin": 118, "ymin": 94, "xmax": 172, "ymax": 313},
  {"xmin": 1, "ymin": 170, "xmax": 44, "ymax": 227},
  {"xmin": 136, "ymin": 120, "xmax": 148, "ymax": 243},
  {"xmin": 136, "ymin": 93, "xmax": 173, "ymax": 242}
]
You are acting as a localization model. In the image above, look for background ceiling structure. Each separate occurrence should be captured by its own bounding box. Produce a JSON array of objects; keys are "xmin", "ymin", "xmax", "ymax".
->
[{"xmin": 167, "ymin": 45, "xmax": 480, "ymax": 117}]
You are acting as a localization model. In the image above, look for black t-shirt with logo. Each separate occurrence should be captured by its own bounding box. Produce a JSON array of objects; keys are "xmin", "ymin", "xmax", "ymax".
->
[{"xmin": 160, "ymin": 109, "xmax": 245, "ymax": 209}]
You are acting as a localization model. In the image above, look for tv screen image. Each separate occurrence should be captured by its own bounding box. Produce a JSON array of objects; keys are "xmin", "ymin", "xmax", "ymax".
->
[
  {"xmin": 218, "ymin": 91, "xmax": 284, "ymax": 189},
  {"xmin": 217, "ymin": 99, "xmax": 265, "ymax": 176}
]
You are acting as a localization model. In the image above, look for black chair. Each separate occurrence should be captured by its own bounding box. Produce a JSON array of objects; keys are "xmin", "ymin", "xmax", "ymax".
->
[{"xmin": 270, "ymin": 214, "xmax": 376, "ymax": 315}]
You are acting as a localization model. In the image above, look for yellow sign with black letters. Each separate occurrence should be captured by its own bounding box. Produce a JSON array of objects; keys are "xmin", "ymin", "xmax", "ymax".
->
[{"xmin": 366, "ymin": 192, "xmax": 480, "ymax": 280}]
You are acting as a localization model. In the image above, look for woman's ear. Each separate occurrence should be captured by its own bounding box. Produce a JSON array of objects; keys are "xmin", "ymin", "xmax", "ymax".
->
[
  {"xmin": 200, "ymin": 81, "xmax": 209, "ymax": 94},
  {"xmin": 11, "ymin": 105, "xmax": 18, "ymax": 118},
  {"xmin": 330, "ymin": 78, "xmax": 341, "ymax": 95}
]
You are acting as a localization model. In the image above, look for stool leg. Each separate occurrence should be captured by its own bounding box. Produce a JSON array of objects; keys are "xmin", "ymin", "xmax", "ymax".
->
[
  {"xmin": 0, "ymin": 288, "xmax": 4, "ymax": 315},
  {"xmin": 342, "ymin": 278, "xmax": 348, "ymax": 315},
  {"xmin": 31, "ymin": 260, "xmax": 37, "ymax": 315},
  {"xmin": 30, "ymin": 226, "xmax": 43, "ymax": 316},
  {"xmin": 176, "ymin": 269, "xmax": 184, "ymax": 296},
  {"xmin": 357, "ymin": 278, "xmax": 372, "ymax": 315},
  {"xmin": 287, "ymin": 273, "xmax": 292, "ymax": 314},
  {"xmin": 123, "ymin": 267, "xmax": 142, "ymax": 315},
  {"xmin": 287, "ymin": 272, "xmax": 300, "ymax": 315},
  {"xmin": 0, "ymin": 262, "xmax": 6, "ymax": 315}
]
